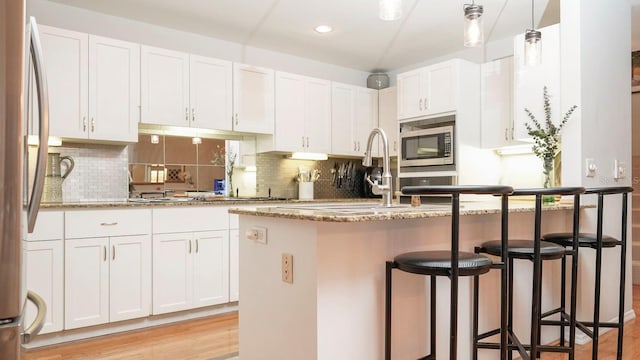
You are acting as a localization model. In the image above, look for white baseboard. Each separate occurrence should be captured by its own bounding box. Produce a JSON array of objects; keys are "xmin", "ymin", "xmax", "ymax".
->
[
  {"xmin": 570, "ymin": 309, "xmax": 636, "ymax": 345},
  {"xmin": 22, "ymin": 302, "xmax": 238, "ymax": 349}
]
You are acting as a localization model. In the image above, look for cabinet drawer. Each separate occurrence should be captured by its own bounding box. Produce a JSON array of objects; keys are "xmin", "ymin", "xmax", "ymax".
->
[
  {"xmin": 153, "ymin": 206, "xmax": 229, "ymax": 234},
  {"xmin": 25, "ymin": 211, "xmax": 63, "ymax": 241},
  {"xmin": 65, "ymin": 209, "xmax": 151, "ymax": 239}
]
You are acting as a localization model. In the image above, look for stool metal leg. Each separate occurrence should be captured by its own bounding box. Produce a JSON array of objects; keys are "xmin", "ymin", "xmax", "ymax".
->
[
  {"xmin": 385, "ymin": 261, "xmax": 393, "ymax": 360},
  {"xmin": 560, "ymin": 255, "xmax": 566, "ymax": 346},
  {"xmin": 568, "ymin": 193, "xmax": 581, "ymax": 360},
  {"xmin": 472, "ymin": 274, "xmax": 479, "ymax": 360},
  {"xmin": 617, "ymin": 192, "xmax": 629, "ymax": 359},
  {"xmin": 592, "ymin": 239, "xmax": 603, "ymax": 358},
  {"xmin": 529, "ymin": 195, "xmax": 543, "ymax": 360},
  {"xmin": 431, "ymin": 276, "xmax": 437, "ymax": 358},
  {"xmin": 508, "ymin": 257, "xmax": 514, "ymax": 360}
]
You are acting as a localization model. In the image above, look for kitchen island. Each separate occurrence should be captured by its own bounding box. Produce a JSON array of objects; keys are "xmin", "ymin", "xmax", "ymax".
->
[{"xmin": 229, "ymin": 199, "xmax": 579, "ymax": 360}]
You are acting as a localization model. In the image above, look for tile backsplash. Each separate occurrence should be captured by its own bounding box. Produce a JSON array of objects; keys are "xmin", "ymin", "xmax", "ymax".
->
[{"xmin": 43, "ymin": 143, "xmax": 130, "ymax": 202}]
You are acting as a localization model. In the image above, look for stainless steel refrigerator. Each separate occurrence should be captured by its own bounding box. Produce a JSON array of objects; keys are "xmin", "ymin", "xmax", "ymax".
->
[{"xmin": 1, "ymin": 0, "xmax": 50, "ymax": 358}]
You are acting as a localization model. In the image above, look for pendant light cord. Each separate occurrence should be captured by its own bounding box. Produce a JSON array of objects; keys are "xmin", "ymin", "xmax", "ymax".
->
[{"xmin": 531, "ymin": 0, "xmax": 534, "ymax": 29}]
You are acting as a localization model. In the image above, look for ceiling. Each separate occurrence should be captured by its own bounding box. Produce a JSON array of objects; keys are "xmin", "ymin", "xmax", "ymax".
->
[{"xmin": 49, "ymin": 0, "xmax": 563, "ymax": 72}]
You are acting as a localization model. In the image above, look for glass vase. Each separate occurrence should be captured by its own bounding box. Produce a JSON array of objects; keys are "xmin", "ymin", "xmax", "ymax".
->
[{"xmin": 542, "ymin": 156, "xmax": 555, "ymax": 204}]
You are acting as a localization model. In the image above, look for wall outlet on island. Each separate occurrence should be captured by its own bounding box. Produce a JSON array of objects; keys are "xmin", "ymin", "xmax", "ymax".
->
[
  {"xmin": 614, "ymin": 160, "xmax": 626, "ymax": 180},
  {"xmin": 282, "ymin": 253, "xmax": 293, "ymax": 284}
]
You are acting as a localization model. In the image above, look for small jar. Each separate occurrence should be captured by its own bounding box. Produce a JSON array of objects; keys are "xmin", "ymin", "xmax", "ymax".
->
[{"xmin": 410, "ymin": 195, "xmax": 421, "ymax": 207}]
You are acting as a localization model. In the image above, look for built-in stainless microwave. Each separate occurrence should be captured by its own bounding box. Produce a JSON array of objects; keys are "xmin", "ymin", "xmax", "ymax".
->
[{"xmin": 400, "ymin": 121, "xmax": 454, "ymax": 167}]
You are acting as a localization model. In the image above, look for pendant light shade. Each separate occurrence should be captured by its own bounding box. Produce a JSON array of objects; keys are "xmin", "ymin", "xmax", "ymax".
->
[
  {"xmin": 524, "ymin": 29, "xmax": 542, "ymax": 66},
  {"xmin": 379, "ymin": 0, "xmax": 402, "ymax": 21},
  {"xmin": 524, "ymin": 0, "xmax": 541, "ymax": 66},
  {"xmin": 463, "ymin": 4, "xmax": 484, "ymax": 47}
]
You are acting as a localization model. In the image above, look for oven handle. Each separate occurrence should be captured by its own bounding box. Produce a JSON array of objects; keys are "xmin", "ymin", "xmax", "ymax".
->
[{"xmin": 399, "ymin": 125, "xmax": 454, "ymax": 139}]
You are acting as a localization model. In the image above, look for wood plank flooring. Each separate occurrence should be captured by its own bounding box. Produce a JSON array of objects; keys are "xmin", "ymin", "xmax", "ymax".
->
[{"xmin": 20, "ymin": 286, "xmax": 640, "ymax": 359}]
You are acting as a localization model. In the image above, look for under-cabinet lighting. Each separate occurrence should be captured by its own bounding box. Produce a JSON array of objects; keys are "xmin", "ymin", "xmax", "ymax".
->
[
  {"xmin": 495, "ymin": 144, "xmax": 533, "ymax": 156},
  {"xmin": 288, "ymin": 152, "xmax": 328, "ymax": 161},
  {"xmin": 192, "ymin": 137, "xmax": 202, "ymax": 145},
  {"xmin": 26, "ymin": 135, "xmax": 62, "ymax": 146},
  {"xmin": 150, "ymin": 135, "xmax": 160, "ymax": 144}
]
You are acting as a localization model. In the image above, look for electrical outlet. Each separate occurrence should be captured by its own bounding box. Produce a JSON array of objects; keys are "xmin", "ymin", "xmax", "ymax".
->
[
  {"xmin": 246, "ymin": 226, "xmax": 267, "ymax": 244},
  {"xmin": 614, "ymin": 160, "xmax": 627, "ymax": 180},
  {"xmin": 282, "ymin": 253, "xmax": 293, "ymax": 284}
]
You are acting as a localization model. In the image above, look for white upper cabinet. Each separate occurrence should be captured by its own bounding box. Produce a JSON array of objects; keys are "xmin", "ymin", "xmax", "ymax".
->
[
  {"xmin": 331, "ymin": 82, "xmax": 378, "ymax": 157},
  {"xmin": 378, "ymin": 86, "xmax": 398, "ymax": 157},
  {"xmin": 39, "ymin": 25, "xmax": 139, "ymax": 142},
  {"xmin": 233, "ymin": 63, "xmax": 275, "ymax": 134},
  {"xmin": 513, "ymin": 24, "xmax": 561, "ymax": 140},
  {"xmin": 140, "ymin": 46, "xmax": 233, "ymax": 131},
  {"xmin": 140, "ymin": 46, "xmax": 189, "ymax": 128},
  {"xmin": 189, "ymin": 55, "xmax": 233, "ymax": 131},
  {"xmin": 397, "ymin": 60, "xmax": 457, "ymax": 120},
  {"xmin": 481, "ymin": 56, "xmax": 517, "ymax": 148},
  {"xmin": 258, "ymin": 71, "xmax": 330, "ymax": 153},
  {"xmin": 89, "ymin": 36, "xmax": 140, "ymax": 142}
]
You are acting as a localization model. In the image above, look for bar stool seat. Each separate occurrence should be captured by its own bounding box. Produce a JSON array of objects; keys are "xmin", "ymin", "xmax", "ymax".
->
[
  {"xmin": 479, "ymin": 239, "xmax": 566, "ymax": 260},
  {"xmin": 395, "ymin": 251, "xmax": 493, "ymax": 276},
  {"xmin": 543, "ymin": 232, "xmax": 620, "ymax": 249}
]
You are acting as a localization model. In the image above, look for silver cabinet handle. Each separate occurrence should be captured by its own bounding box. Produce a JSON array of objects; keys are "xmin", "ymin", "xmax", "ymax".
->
[
  {"xmin": 112, "ymin": 245, "xmax": 115, "ymax": 260},
  {"xmin": 353, "ymin": 141, "xmax": 357, "ymax": 151},
  {"xmin": 192, "ymin": 108, "xmax": 195, "ymax": 122},
  {"xmin": 424, "ymin": 98, "xmax": 428, "ymax": 110},
  {"xmin": 511, "ymin": 127, "xmax": 514, "ymax": 140},
  {"xmin": 100, "ymin": 222, "xmax": 118, "ymax": 226},
  {"xmin": 357, "ymin": 141, "xmax": 360, "ymax": 151},
  {"xmin": 196, "ymin": 239, "xmax": 199, "ymax": 253},
  {"xmin": 185, "ymin": 107, "xmax": 189, "ymax": 122},
  {"xmin": 188, "ymin": 240, "xmax": 192, "ymax": 254},
  {"xmin": 235, "ymin": 113, "xmax": 238, "ymax": 125},
  {"xmin": 419, "ymin": 98, "xmax": 423, "ymax": 111},
  {"xmin": 83, "ymin": 116, "xmax": 87, "ymax": 132},
  {"xmin": 393, "ymin": 140, "xmax": 397, "ymax": 152},
  {"xmin": 27, "ymin": 17, "xmax": 50, "ymax": 233},
  {"xmin": 91, "ymin": 118, "xmax": 95, "ymax": 132},
  {"xmin": 22, "ymin": 290, "xmax": 47, "ymax": 344},
  {"xmin": 302, "ymin": 136, "xmax": 305, "ymax": 147},
  {"xmin": 504, "ymin": 128, "xmax": 508, "ymax": 141},
  {"xmin": 306, "ymin": 137, "xmax": 309, "ymax": 148},
  {"xmin": 103, "ymin": 246, "xmax": 107, "ymax": 262}
]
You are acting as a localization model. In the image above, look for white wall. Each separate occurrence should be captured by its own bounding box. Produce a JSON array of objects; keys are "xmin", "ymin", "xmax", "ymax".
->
[
  {"xmin": 560, "ymin": 0, "xmax": 634, "ymax": 325},
  {"xmin": 26, "ymin": 0, "xmax": 370, "ymax": 86}
]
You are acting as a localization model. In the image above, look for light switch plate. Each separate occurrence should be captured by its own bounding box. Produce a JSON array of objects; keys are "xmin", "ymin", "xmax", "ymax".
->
[{"xmin": 585, "ymin": 158, "xmax": 596, "ymax": 177}]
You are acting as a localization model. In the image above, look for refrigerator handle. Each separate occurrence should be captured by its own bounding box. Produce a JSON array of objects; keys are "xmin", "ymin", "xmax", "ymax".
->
[
  {"xmin": 27, "ymin": 17, "xmax": 50, "ymax": 233},
  {"xmin": 21, "ymin": 290, "xmax": 47, "ymax": 344}
]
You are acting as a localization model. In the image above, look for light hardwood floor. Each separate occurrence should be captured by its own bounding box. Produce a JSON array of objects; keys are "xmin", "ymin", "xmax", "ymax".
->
[{"xmin": 21, "ymin": 286, "xmax": 640, "ymax": 359}]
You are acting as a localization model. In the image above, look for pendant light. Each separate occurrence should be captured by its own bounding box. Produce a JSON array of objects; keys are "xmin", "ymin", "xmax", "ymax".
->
[
  {"xmin": 463, "ymin": 2, "xmax": 484, "ymax": 47},
  {"xmin": 379, "ymin": 0, "xmax": 402, "ymax": 21},
  {"xmin": 524, "ymin": 0, "xmax": 542, "ymax": 66}
]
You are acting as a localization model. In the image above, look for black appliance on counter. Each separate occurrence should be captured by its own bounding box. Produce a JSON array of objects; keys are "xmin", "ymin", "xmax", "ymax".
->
[{"xmin": 363, "ymin": 167, "xmax": 383, "ymax": 198}]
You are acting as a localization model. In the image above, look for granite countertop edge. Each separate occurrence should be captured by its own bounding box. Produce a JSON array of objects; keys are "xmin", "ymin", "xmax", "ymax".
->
[
  {"xmin": 228, "ymin": 202, "xmax": 589, "ymax": 223},
  {"xmin": 40, "ymin": 198, "xmax": 381, "ymax": 209}
]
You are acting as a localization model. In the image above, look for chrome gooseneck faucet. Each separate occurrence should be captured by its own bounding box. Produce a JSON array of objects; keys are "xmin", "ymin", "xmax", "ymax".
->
[{"xmin": 363, "ymin": 127, "xmax": 393, "ymax": 207}]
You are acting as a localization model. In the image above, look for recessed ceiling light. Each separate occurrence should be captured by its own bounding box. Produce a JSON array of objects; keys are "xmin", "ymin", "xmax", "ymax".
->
[{"xmin": 314, "ymin": 25, "xmax": 333, "ymax": 34}]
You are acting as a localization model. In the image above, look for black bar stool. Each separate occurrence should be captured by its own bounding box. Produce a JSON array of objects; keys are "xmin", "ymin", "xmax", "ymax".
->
[
  {"xmin": 542, "ymin": 186, "xmax": 633, "ymax": 359},
  {"xmin": 473, "ymin": 187, "xmax": 584, "ymax": 360},
  {"xmin": 386, "ymin": 185, "xmax": 513, "ymax": 360}
]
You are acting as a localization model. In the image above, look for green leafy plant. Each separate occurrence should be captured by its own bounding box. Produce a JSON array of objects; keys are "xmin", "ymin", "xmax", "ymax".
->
[{"xmin": 524, "ymin": 86, "xmax": 577, "ymax": 162}]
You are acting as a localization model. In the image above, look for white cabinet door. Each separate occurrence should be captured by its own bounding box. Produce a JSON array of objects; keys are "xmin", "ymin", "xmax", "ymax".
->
[
  {"xmin": 425, "ymin": 62, "xmax": 456, "ymax": 115},
  {"xmin": 355, "ymin": 87, "xmax": 379, "ymax": 157},
  {"xmin": 233, "ymin": 63, "xmax": 275, "ymax": 134},
  {"xmin": 229, "ymin": 229, "xmax": 239, "ymax": 302},
  {"xmin": 193, "ymin": 230, "xmax": 230, "ymax": 308},
  {"xmin": 110, "ymin": 235, "xmax": 151, "ymax": 322},
  {"xmin": 304, "ymin": 77, "xmax": 331, "ymax": 153},
  {"xmin": 331, "ymin": 82, "xmax": 357, "ymax": 156},
  {"xmin": 88, "ymin": 36, "xmax": 140, "ymax": 142},
  {"xmin": 141, "ymin": 46, "xmax": 189, "ymax": 127},
  {"xmin": 513, "ymin": 24, "xmax": 560, "ymax": 140},
  {"xmin": 274, "ymin": 72, "xmax": 306, "ymax": 152},
  {"xmin": 189, "ymin": 55, "xmax": 233, "ymax": 131},
  {"xmin": 396, "ymin": 68, "xmax": 423, "ymax": 120},
  {"xmin": 152, "ymin": 233, "xmax": 193, "ymax": 315},
  {"xmin": 481, "ymin": 57, "xmax": 515, "ymax": 149},
  {"xmin": 39, "ymin": 25, "xmax": 88, "ymax": 139},
  {"xmin": 65, "ymin": 237, "xmax": 109, "ymax": 329},
  {"xmin": 23, "ymin": 240, "xmax": 63, "ymax": 334},
  {"xmin": 378, "ymin": 87, "xmax": 398, "ymax": 157}
]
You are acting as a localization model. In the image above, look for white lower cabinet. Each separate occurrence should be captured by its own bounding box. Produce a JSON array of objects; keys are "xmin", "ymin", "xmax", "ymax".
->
[
  {"xmin": 23, "ymin": 239, "xmax": 63, "ymax": 334},
  {"xmin": 64, "ymin": 209, "xmax": 151, "ymax": 330},
  {"xmin": 153, "ymin": 230, "xmax": 229, "ymax": 314}
]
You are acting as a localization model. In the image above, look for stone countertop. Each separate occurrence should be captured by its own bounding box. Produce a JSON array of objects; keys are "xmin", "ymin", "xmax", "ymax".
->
[
  {"xmin": 40, "ymin": 197, "xmax": 382, "ymax": 209},
  {"xmin": 228, "ymin": 199, "xmax": 584, "ymax": 222}
]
